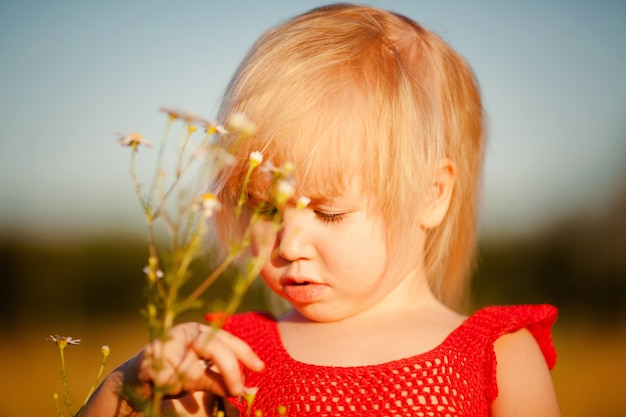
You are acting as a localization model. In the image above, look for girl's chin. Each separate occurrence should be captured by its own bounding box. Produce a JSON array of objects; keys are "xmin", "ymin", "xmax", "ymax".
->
[{"xmin": 288, "ymin": 303, "xmax": 353, "ymax": 324}]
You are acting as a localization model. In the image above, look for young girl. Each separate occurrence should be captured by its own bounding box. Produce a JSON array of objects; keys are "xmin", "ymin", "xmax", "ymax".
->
[{"xmin": 83, "ymin": 4, "xmax": 560, "ymax": 416}]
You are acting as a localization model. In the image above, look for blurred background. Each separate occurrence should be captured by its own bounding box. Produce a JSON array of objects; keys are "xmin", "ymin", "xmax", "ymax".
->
[{"xmin": 1, "ymin": 1, "xmax": 625, "ymax": 416}]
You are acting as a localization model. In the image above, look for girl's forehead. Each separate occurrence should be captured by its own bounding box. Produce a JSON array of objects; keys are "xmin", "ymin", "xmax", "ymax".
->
[
  {"xmin": 300, "ymin": 182, "xmax": 363, "ymax": 204},
  {"xmin": 246, "ymin": 161, "xmax": 366, "ymax": 202}
]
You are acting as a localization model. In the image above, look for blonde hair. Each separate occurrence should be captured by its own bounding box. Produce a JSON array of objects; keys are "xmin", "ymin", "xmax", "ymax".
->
[{"xmin": 215, "ymin": 4, "xmax": 485, "ymax": 311}]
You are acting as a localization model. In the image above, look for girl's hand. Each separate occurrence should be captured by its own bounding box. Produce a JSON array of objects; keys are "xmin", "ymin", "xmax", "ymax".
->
[
  {"xmin": 81, "ymin": 323, "xmax": 263, "ymax": 417},
  {"xmin": 133, "ymin": 322, "xmax": 265, "ymax": 399}
]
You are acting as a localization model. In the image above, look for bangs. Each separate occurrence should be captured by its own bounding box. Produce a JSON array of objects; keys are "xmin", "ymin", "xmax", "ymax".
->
[{"xmin": 217, "ymin": 77, "xmax": 382, "ymax": 206}]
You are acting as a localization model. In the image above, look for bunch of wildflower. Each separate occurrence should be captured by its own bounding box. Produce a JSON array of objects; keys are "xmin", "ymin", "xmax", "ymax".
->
[
  {"xmin": 49, "ymin": 107, "xmax": 302, "ymax": 417},
  {"xmin": 114, "ymin": 107, "xmax": 307, "ymax": 417},
  {"xmin": 47, "ymin": 335, "xmax": 110, "ymax": 417},
  {"xmin": 116, "ymin": 107, "xmax": 240, "ymax": 341}
]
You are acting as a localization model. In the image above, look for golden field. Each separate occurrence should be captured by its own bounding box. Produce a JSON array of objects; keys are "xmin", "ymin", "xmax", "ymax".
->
[{"xmin": 1, "ymin": 316, "xmax": 624, "ymax": 417}]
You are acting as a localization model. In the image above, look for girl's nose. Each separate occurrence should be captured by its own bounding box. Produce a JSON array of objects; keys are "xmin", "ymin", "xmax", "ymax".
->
[{"xmin": 277, "ymin": 209, "xmax": 314, "ymax": 261}]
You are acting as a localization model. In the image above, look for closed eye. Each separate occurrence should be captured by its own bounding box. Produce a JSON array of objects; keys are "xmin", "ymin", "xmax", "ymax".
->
[
  {"xmin": 315, "ymin": 211, "xmax": 346, "ymax": 224},
  {"xmin": 246, "ymin": 193, "xmax": 279, "ymax": 220},
  {"xmin": 257, "ymin": 203, "xmax": 279, "ymax": 219}
]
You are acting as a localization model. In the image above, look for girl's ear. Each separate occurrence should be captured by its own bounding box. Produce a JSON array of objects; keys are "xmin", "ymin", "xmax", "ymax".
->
[{"xmin": 420, "ymin": 159, "xmax": 456, "ymax": 229}]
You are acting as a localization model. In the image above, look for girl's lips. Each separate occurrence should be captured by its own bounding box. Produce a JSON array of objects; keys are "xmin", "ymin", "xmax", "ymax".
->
[{"xmin": 281, "ymin": 277, "xmax": 327, "ymax": 303}]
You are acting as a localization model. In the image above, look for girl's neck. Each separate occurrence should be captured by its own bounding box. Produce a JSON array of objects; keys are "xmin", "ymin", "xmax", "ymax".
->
[{"xmin": 277, "ymin": 291, "xmax": 465, "ymax": 367}]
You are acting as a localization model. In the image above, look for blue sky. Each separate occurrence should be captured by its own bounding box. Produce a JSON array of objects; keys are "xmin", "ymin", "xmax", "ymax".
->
[{"xmin": 1, "ymin": 0, "xmax": 625, "ymax": 241}]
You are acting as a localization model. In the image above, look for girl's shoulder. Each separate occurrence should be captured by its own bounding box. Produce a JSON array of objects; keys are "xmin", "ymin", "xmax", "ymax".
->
[
  {"xmin": 454, "ymin": 304, "xmax": 558, "ymax": 407},
  {"xmin": 472, "ymin": 304, "xmax": 561, "ymax": 415},
  {"xmin": 459, "ymin": 304, "xmax": 558, "ymax": 369}
]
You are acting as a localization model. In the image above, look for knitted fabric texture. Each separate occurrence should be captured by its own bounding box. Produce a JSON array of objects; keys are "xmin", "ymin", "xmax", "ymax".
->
[{"xmin": 224, "ymin": 304, "xmax": 557, "ymax": 417}]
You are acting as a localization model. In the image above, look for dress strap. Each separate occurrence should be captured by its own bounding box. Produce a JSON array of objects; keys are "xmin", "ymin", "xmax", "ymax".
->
[{"xmin": 466, "ymin": 304, "xmax": 558, "ymax": 402}]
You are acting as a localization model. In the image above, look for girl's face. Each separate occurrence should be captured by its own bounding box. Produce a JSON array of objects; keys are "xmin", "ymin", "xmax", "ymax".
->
[{"xmin": 249, "ymin": 182, "xmax": 427, "ymax": 322}]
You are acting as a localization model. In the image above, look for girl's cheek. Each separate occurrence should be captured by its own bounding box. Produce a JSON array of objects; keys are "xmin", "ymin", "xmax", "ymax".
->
[{"xmin": 250, "ymin": 222, "xmax": 278, "ymax": 258}]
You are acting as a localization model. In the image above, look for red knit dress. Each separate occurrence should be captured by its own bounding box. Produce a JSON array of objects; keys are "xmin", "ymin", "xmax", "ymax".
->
[{"xmin": 223, "ymin": 304, "xmax": 557, "ymax": 417}]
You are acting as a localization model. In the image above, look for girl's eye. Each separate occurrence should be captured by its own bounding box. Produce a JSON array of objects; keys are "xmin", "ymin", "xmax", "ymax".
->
[
  {"xmin": 246, "ymin": 195, "xmax": 279, "ymax": 219},
  {"xmin": 315, "ymin": 211, "xmax": 346, "ymax": 224},
  {"xmin": 257, "ymin": 204, "xmax": 279, "ymax": 219}
]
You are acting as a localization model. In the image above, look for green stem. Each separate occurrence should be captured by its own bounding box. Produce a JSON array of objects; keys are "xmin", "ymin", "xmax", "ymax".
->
[
  {"xmin": 147, "ymin": 118, "xmax": 174, "ymax": 202},
  {"xmin": 152, "ymin": 160, "xmax": 194, "ymax": 219},
  {"xmin": 235, "ymin": 163, "xmax": 256, "ymax": 219},
  {"xmin": 146, "ymin": 219, "xmax": 168, "ymax": 301},
  {"xmin": 153, "ymin": 125, "xmax": 197, "ymax": 220},
  {"xmin": 130, "ymin": 148, "xmax": 151, "ymax": 216},
  {"xmin": 151, "ymin": 391, "xmax": 164, "ymax": 417},
  {"xmin": 58, "ymin": 344, "xmax": 73, "ymax": 415},
  {"xmin": 163, "ymin": 309, "xmax": 176, "ymax": 337},
  {"xmin": 223, "ymin": 256, "xmax": 265, "ymax": 319},
  {"xmin": 82, "ymin": 351, "xmax": 109, "ymax": 406},
  {"xmin": 53, "ymin": 393, "xmax": 63, "ymax": 417},
  {"xmin": 175, "ymin": 125, "xmax": 194, "ymax": 176},
  {"xmin": 179, "ymin": 252, "xmax": 237, "ymax": 312}
]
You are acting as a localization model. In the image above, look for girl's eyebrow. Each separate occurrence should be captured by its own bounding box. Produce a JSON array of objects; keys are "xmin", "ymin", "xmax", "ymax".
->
[
  {"xmin": 245, "ymin": 191, "xmax": 267, "ymax": 202},
  {"xmin": 246, "ymin": 189, "xmax": 361, "ymax": 207},
  {"xmin": 307, "ymin": 194, "xmax": 361, "ymax": 207}
]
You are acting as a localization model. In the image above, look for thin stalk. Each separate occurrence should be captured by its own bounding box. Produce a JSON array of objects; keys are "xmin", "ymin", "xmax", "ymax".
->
[
  {"xmin": 57, "ymin": 343, "xmax": 73, "ymax": 415},
  {"xmin": 152, "ymin": 161, "xmax": 195, "ymax": 219},
  {"xmin": 153, "ymin": 124, "xmax": 197, "ymax": 220},
  {"xmin": 175, "ymin": 124, "xmax": 195, "ymax": 176},
  {"xmin": 146, "ymin": 219, "xmax": 168, "ymax": 301},
  {"xmin": 223, "ymin": 256, "xmax": 265, "ymax": 319},
  {"xmin": 151, "ymin": 391, "xmax": 164, "ymax": 417},
  {"xmin": 235, "ymin": 162, "xmax": 257, "ymax": 219},
  {"xmin": 130, "ymin": 147, "xmax": 150, "ymax": 215},
  {"xmin": 162, "ymin": 309, "xmax": 176, "ymax": 337},
  {"xmin": 53, "ymin": 393, "xmax": 63, "ymax": 417},
  {"xmin": 82, "ymin": 348, "xmax": 110, "ymax": 406},
  {"xmin": 147, "ymin": 118, "xmax": 174, "ymax": 202},
  {"xmin": 179, "ymin": 252, "xmax": 237, "ymax": 312}
]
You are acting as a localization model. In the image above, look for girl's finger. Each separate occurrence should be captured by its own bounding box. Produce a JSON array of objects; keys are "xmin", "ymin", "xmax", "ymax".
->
[
  {"xmin": 213, "ymin": 329, "xmax": 265, "ymax": 372},
  {"xmin": 195, "ymin": 364, "xmax": 230, "ymax": 397},
  {"xmin": 192, "ymin": 333, "xmax": 248, "ymax": 395}
]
